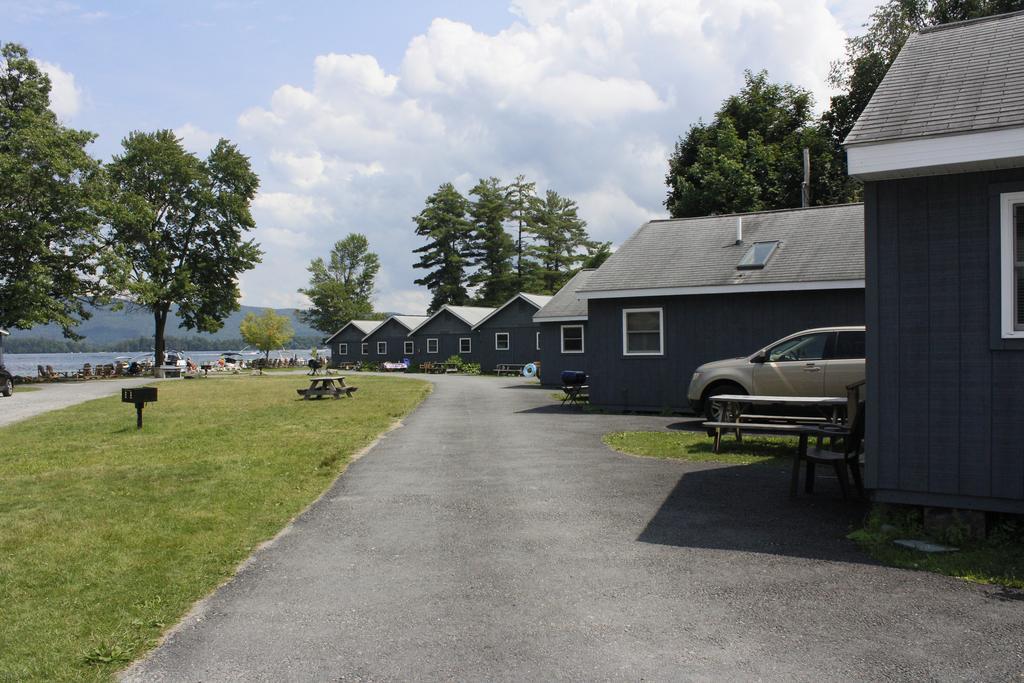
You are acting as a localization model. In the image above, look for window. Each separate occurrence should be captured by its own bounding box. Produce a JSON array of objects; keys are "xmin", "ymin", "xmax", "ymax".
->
[
  {"xmin": 459, "ymin": 337, "xmax": 472, "ymax": 353},
  {"xmin": 561, "ymin": 324, "xmax": 584, "ymax": 353},
  {"xmin": 404, "ymin": 340, "xmax": 415, "ymax": 355},
  {"xmin": 361, "ymin": 343, "xmax": 368, "ymax": 355},
  {"xmin": 737, "ymin": 240, "xmax": 779, "ymax": 270},
  {"xmin": 831, "ymin": 331, "xmax": 864, "ymax": 359},
  {"xmin": 427, "ymin": 338, "xmax": 439, "ymax": 354},
  {"xmin": 623, "ymin": 308, "xmax": 663, "ymax": 356},
  {"xmin": 338, "ymin": 342, "xmax": 348, "ymax": 355},
  {"xmin": 377, "ymin": 341, "xmax": 387, "ymax": 355},
  {"xmin": 1000, "ymin": 192, "xmax": 1024, "ymax": 338},
  {"xmin": 767, "ymin": 332, "xmax": 829, "ymax": 362},
  {"xmin": 536, "ymin": 331, "xmax": 541, "ymax": 351},
  {"xmin": 495, "ymin": 332, "xmax": 510, "ymax": 351}
]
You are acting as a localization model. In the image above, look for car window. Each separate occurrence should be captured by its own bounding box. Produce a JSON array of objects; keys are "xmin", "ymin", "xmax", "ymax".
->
[
  {"xmin": 832, "ymin": 331, "xmax": 865, "ymax": 359},
  {"xmin": 767, "ymin": 333, "xmax": 830, "ymax": 362}
]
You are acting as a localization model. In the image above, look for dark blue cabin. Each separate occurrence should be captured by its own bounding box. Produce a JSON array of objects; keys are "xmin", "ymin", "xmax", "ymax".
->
[
  {"xmin": 846, "ymin": 11, "xmax": 1024, "ymax": 514},
  {"xmin": 575, "ymin": 204, "xmax": 866, "ymax": 411},
  {"xmin": 324, "ymin": 320, "xmax": 382, "ymax": 367},
  {"xmin": 360, "ymin": 315, "xmax": 427, "ymax": 365},
  {"xmin": 407, "ymin": 306, "xmax": 494, "ymax": 364},
  {"xmin": 535, "ymin": 270, "xmax": 595, "ymax": 387},
  {"xmin": 473, "ymin": 293, "xmax": 551, "ymax": 372}
]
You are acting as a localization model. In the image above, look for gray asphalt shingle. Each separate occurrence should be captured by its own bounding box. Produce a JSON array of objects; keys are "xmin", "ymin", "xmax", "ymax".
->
[
  {"xmin": 578, "ymin": 204, "xmax": 865, "ymax": 295},
  {"xmin": 534, "ymin": 269, "xmax": 597, "ymax": 320},
  {"xmin": 845, "ymin": 11, "xmax": 1024, "ymax": 146}
]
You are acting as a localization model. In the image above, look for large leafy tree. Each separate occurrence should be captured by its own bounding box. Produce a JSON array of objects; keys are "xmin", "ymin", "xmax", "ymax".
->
[
  {"xmin": 467, "ymin": 177, "xmax": 516, "ymax": 306},
  {"xmin": 665, "ymin": 70, "xmax": 852, "ymax": 217},
  {"xmin": 528, "ymin": 190, "xmax": 595, "ymax": 294},
  {"xmin": 106, "ymin": 130, "xmax": 262, "ymax": 368},
  {"xmin": 240, "ymin": 308, "xmax": 294, "ymax": 371},
  {"xmin": 822, "ymin": 0, "xmax": 1023, "ymax": 171},
  {"xmin": 412, "ymin": 183, "xmax": 474, "ymax": 312},
  {"xmin": 0, "ymin": 43, "xmax": 110, "ymax": 337},
  {"xmin": 504, "ymin": 175, "xmax": 538, "ymax": 288},
  {"xmin": 298, "ymin": 233, "xmax": 380, "ymax": 334}
]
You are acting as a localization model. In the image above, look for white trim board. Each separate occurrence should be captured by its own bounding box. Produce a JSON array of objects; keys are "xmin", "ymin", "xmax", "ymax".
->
[
  {"xmin": 580, "ymin": 279, "xmax": 864, "ymax": 300},
  {"xmin": 533, "ymin": 315, "xmax": 588, "ymax": 323},
  {"xmin": 847, "ymin": 127, "xmax": 1024, "ymax": 181}
]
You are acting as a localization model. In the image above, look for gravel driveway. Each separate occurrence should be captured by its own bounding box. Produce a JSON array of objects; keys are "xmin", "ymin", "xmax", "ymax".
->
[
  {"xmin": 0, "ymin": 377, "xmax": 164, "ymax": 428},
  {"xmin": 124, "ymin": 374, "xmax": 1023, "ymax": 681}
]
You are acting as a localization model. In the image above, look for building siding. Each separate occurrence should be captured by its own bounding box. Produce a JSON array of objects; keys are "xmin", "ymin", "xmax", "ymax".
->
[
  {"xmin": 408, "ymin": 310, "xmax": 482, "ymax": 364},
  {"xmin": 538, "ymin": 322, "xmax": 590, "ymax": 387},
  {"xmin": 585, "ymin": 289, "xmax": 864, "ymax": 411},
  {"xmin": 866, "ymin": 167, "xmax": 1024, "ymax": 513},
  {"xmin": 475, "ymin": 298, "xmax": 543, "ymax": 371},
  {"xmin": 361, "ymin": 319, "xmax": 417, "ymax": 364},
  {"xmin": 327, "ymin": 327, "xmax": 373, "ymax": 367}
]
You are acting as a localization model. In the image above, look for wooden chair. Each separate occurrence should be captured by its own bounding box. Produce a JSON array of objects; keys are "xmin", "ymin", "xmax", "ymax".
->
[
  {"xmin": 791, "ymin": 401, "xmax": 865, "ymax": 499},
  {"xmin": 82, "ymin": 363, "xmax": 92, "ymax": 378}
]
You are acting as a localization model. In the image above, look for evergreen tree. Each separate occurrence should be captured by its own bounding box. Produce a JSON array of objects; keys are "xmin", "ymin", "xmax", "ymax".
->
[
  {"xmin": 504, "ymin": 175, "xmax": 538, "ymax": 288},
  {"xmin": 298, "ymin": 233, "xmax": 380, "ymax": 334},
  {"xmin": 412, "ymin": 183, "xmax": 474, "ymax": 312},
  {"xmin": 528, "ymin": 190, "xmax": 595, "ymax": 294},
  {"xmin": 467, "ymin": 177, "xmax": 516, "ymax": 306}
]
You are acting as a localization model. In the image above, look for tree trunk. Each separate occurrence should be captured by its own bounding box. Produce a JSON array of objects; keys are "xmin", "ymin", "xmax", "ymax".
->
[{"xmin": 153, "ymin": 306, "xmax": 169, "ymax": 371}]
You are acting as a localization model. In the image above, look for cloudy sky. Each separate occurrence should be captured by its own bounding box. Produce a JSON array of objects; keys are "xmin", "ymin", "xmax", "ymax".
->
[{"xmin": 5, "ymin": 0, "xmax": 877, "ymax": 314}]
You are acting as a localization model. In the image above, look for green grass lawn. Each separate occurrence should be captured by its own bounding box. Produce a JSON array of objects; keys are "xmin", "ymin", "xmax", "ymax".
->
[
  {"xmin": 0, "ymin": 374, "xmax": 430, "ymax": 681},
  {"xmin": 12, "ymin": 385, "xmax": 40, "ymax": 392},
  {"xmin": 603, "ymin": 429, "xmax": 797, "ymax": 465}
]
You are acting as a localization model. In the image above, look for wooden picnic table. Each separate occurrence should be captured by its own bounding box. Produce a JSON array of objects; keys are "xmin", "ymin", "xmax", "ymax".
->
[
  {"xmin": 297, "ymin": 376, "xmax": 356, "ymax": 400},
  {"xmin": 705, "ymin": 394, "xmax": 848, "ymax": 453},
  {"xmin": 494, "ymin": 363, "xmax": 525, "ymax": 376}
]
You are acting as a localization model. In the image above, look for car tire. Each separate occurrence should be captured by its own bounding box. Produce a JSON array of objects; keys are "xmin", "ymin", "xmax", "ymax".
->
[
  {"xmin": 1, "ymin": 377, "xmax": 12, "ymax": 397},
  {"xmin": 703, "ymin": 382, "xmax": 746, "ymax": 421}
]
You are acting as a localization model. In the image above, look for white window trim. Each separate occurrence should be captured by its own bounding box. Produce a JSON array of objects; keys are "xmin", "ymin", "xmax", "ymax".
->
[
  {"xmin": 622, "ymin": 307, "xmax": 664, "ymax": 356},
  {"xmin": 404, "ymin": 340, "xmax": 415, "ymax": 355},
  {"xmin": 1000, "ymin": 191, "xmax": 1024, "ymax": 338},
  {"xmin": 459, "ymin": 337, "xmax": 472, "ymax": 353},
  {"xmin": 427, "ymin": 338, "xmax": 439, "ymax": 354},
  {"xmin": 495, "ymin": 332, "xmax": 510, "ymax": 351},
  {"xmin": 338, "ymin": 342, "xmax": 348, "ymax": 355},
  {"xmin": 536, "ymin": 331, "xmax": 541, "ymax": 351},
  {"xmin": 361, "ymin": 343, "xmax": 368, "ymax": 355},
  {"xmin": 377, "ymin": 341, "xmax": 387, "ymax": 355},
  {"xmin": 560, "ymin": 324, "xmax": 585, "ymax": 354}
]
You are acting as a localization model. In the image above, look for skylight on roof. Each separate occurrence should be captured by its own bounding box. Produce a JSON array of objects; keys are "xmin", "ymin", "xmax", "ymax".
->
[{"xmin": 737, "ymin": 240, "xmax": 779, "ymax": 270}]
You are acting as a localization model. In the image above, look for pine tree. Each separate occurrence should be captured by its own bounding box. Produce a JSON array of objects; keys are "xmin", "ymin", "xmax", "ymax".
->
[
  {"xmin": 412, "ymin": 183, "xmax": 474, "ymax": 312},
  {"xmin": 528, "ymin": 190, "xmax": 595, "ymax": 294},
  {"xmin": 467, "ymin": 177, "xmax": 516, "ymax": 306},
  {"xmin": 504, "ymin": 175, "xmax": 538, "ymax": 289}
]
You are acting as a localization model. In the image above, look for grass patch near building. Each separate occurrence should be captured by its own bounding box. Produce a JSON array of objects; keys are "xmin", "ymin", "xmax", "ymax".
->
[
  {"xmin": 11, "ymin": 385, "xmax": 40, "ymax": 392},
  {"xmin": 849, "ymin": 506, "xmax": 1024, "ymax": 590},
  {"xmin": 0, "ymin": 374, "xmax": 430, "ymax": 681},
  {"xmin": 603, "ymin": 430, "xmax": 795, "ymax": 466}
]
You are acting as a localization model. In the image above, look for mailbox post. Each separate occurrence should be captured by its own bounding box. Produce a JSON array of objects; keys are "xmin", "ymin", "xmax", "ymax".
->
[{"xmin": 122, "ymin": 387, "xmax": 158, "ymax": 429}]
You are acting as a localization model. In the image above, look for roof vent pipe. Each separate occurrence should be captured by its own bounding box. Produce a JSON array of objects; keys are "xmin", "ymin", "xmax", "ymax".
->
[{"xmin": 735, "ymin": 216, "xmax": 742, "ymax": 245}]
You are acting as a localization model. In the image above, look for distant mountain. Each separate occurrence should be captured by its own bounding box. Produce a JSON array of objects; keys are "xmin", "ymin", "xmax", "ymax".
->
[{"xmin": 14, "ymin": 302, "xmax": 322, "ymax": 344}]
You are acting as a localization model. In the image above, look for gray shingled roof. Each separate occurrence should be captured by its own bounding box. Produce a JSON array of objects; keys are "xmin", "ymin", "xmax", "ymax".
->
[
  {"xmin": 534, "ymin": 269, "xmax": 597, "ymax": 320},
  {"xmin": 578, "ymin": 204, "xmax": 864, "ymax": 296},
  {"xmin": 324, "ymin": 319, "xmax": 382, "ymax": 343},
  {"xmin": 845, "ymin": 11, "xmax": 1024, "ymax": 146}
]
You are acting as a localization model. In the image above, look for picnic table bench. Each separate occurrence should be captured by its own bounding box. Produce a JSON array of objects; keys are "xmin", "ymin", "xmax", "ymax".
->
[
  {"xmin": 494, "ymin": 363, "xmax": 525, "ymax": 376},
  {"xmin": 704, "ymin": 394, "xmax": 848, "ymax": 453},
  {"xmin": 297, "ymin": 376, "xmax": 357, "ymax": 400}
]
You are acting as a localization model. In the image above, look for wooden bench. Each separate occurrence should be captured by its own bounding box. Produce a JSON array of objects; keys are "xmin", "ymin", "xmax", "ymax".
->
[
  {"xmin": 494, "ymin": 364, "xmax": 525, "ymax": 376},
  {"xmin": 703, "ymin": 421, "xmax": 810, "ymax": 453}
]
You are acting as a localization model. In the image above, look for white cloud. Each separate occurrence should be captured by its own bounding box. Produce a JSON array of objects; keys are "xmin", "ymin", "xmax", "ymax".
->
[
  {"xmin": 174, "ymin": 123, "xmax": 220, "ymax": 154},
  {"xmin": 235, "ymin": 0, "xmax": 859, "ymax": 309},
  {"xmin": 37, "ymin": 60, "xmax": 81, "ymax": 119}
]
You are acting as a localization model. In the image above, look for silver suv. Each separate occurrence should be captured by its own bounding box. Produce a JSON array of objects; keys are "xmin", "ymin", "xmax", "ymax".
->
[{"xmin": 687, "ymin": 326, "xmax": 865, "ymax": 417}]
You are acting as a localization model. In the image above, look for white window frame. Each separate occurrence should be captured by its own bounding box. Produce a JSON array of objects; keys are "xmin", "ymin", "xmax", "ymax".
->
[
  {"xmin": 404, "ymin": 340, "xmax": 415, "ymax": 355},
  {"xmin": 536, "ymin": 331, "xmax": 541, "ymax": 351},
  {"xmin": 560, "ymin": 324, "xmax": 585, "ymax": 354},
  {"xmin": 427, "ymin": 338, "xmax": 439, "ymax": 354},
  {"xmin": 338, "ymin": 342, "xmax": 348, "ymax": 355},
  {"xmin": 1000, "ymin": 191, "xmax": 1024, "ymax": 338},
  {"xmin": 361, "ymin": 343, "xmax": 368, "ymax": 355},
  {"xmin": 459, "ymin": 337, "xmax": 472, "ymax": 354},
  {"xmin": 495, "ymin": 332, "xmax": 510, "ymax": 351},
  {"xmin": 622, "ymin": 307, "xmax": 664, "ymax": 356},
  {"xmin": 377, "ymin": 341, "xmax": 387, "ymax": 355}
]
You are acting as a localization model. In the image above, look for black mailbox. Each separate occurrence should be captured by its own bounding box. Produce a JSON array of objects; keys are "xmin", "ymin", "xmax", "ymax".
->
[{"xmin": 122, "ymin": 387, "xmax": 157, "ymax": 429}]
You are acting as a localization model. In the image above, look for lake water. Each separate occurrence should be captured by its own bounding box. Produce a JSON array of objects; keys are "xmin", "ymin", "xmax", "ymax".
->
[{"xmin": 2, "ymin": 349, "xmax": 329, "ymax": 377}]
